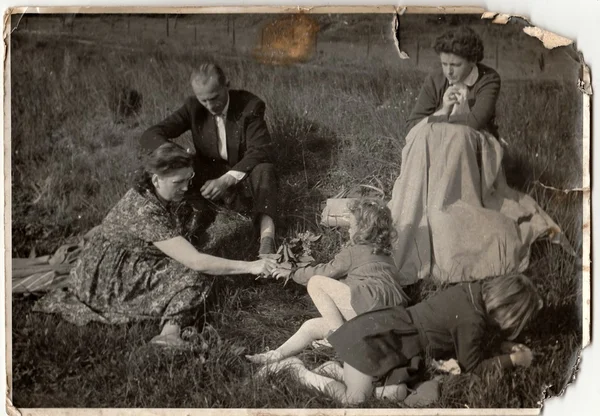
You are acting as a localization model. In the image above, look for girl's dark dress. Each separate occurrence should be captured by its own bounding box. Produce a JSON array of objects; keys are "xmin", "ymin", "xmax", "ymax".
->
[
  {"xmin": 328, "ymin": 282, "xmax": 513, "ymax": 384},
  {"xmin": 34, "ymin": 188, "xmax": 214, "ymax": 328}
]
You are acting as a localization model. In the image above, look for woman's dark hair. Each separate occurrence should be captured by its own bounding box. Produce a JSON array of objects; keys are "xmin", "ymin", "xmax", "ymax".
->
[
  {"xmin": 433, "ymin": 26, "xmax": 484, "ymax": 63},
  {"xmin": 134, "ymin": 143, "xmax": 194, "ymax": 193},
  {"xmin": 347, "ymin": 198, "xmax": 397, "ymax": 255}
]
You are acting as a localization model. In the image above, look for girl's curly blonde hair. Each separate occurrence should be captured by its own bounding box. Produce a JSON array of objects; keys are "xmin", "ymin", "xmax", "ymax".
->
[{"xmin": 347, "ymin": 198, "xmax": 397, "ymax": 255}]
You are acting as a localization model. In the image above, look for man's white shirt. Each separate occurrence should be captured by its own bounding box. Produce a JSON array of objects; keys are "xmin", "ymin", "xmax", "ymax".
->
[{"xmin": 214, "ymin": 93, "xmax": 246, "ymax": 183}]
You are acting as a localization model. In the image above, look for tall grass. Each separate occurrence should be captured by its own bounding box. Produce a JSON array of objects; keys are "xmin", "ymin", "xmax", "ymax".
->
[{"xmin": 10, "ymin": 27, "xmax": 584, "ymax": 409}]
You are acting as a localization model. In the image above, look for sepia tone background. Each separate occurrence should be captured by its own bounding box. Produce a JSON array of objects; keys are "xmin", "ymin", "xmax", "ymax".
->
[{"xmin": 9, "ymin": 12, "xmax": 584, "ymax": 409}]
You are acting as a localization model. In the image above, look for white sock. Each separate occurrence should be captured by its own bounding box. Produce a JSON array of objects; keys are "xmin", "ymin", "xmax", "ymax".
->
[{"xmin": 260, "ymin": 215, "xmax": 275, "ymax": 239}]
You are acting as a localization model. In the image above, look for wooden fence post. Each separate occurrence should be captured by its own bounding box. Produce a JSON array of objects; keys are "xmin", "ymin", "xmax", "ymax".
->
[
  {"xmin": 495, "ymin": 41, "xmax": 499, "ymax": 70},
  {"xmin": 231, "ymin": 17, "xmax": 236, "ymax": 50},
  {"xmin": 416, "ymin": 39, "xmax": 420, "ymax": 67}
]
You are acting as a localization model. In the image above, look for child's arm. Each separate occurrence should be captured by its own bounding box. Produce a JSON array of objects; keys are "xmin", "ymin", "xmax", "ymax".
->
[
  {"xmin": 500, "ymin": 341, "xmax": 530, "ymax": 354},
  {"xmin": 473, "ymin": 348, "xmax": 533, "ymax": 374},
  {"xmin": 455, "ymin": 324, "xmax": 534, "ymax": 374},
  {"xmin": 290, "ymin": 247, "xmax": 353, "ymax": 285}
]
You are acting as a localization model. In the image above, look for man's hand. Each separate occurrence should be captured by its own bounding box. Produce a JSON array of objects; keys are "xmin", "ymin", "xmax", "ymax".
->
[{"xmin": 200, "ymin": 174, "xmax": 236, "ymax": 201}]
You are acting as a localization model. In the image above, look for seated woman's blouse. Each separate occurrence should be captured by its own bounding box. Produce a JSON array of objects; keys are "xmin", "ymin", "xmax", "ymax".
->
[{"xmin": 406, "ymin": 63, "xmax": 501, "ymax": 137}]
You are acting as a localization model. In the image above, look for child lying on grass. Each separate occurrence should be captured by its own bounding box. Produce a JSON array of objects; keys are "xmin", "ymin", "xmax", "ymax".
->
[
  {"xmin": 246, "ymin": 198, "xmax": 412, "ymax": 364},
  {"xmin": 254, "ymin": 273, "xmax": 541, "ymax": 406}
]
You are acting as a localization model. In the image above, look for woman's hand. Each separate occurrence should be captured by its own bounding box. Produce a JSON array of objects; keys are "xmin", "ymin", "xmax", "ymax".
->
[
  {"xmin": 442, "ymin": 85, "xmax": 460, "ymax": 111},
  {"xmin": 449, "ymin": 83, "xmax": 470, "ymax": 116},
  {"xmin": 433, "ymin": 85, "xmax": 460, "ymax": 116},
  {"xmin": 248, "ymin": 258, "xmax": 278, "ymax": 276},
  {"xmin": 510, "ymin": 348, "xmax": 534, "ymax": 367}
]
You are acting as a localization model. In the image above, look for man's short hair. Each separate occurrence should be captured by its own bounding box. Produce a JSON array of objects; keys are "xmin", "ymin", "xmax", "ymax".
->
[{"xmin": 190, "ymin": 63, "xmax": 228, "ymax": 87}]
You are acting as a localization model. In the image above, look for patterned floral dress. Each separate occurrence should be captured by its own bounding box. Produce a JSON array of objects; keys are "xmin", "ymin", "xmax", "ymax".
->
[{"xmin": 34, "ymin": 188, "xmax": 214, "ymax": 328}]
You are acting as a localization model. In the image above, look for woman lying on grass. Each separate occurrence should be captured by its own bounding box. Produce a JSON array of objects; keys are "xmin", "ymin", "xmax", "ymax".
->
[
  {"xmin": 34, "ymin": 142, "xmax": 277, "ymax": 349},
  {"xmin": 246, "ymin": 198, "xmax": 411, "ymax": 364},
  {"xmin": 256, "ymin": 273, "xmax": 541, "ymax": 406}
]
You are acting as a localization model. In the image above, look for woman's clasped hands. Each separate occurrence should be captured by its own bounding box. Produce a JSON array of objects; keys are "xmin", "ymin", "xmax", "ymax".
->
[{"xmin": 443, "ymin": 83, "xmax": 469, "ymax": 116}]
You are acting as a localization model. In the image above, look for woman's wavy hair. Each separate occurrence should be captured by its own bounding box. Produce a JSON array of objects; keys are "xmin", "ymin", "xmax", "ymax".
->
[
  {"xmin": 482, "ymin": 273, "xmax": 543, "ymax": 340},
  {"xmin": 347, "ymin": 198, "xmax": 397, "ymax": 255},
  {"xmin": 134, "ymin": 142, "xmax": 194, "ymax": 193},
  {"xmin": 433, "ymin": 26, "xmax": 485, "ymax": 63}
]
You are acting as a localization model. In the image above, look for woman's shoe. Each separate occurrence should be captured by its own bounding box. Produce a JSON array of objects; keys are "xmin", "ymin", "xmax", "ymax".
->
[{"xmin": 150, "ymin": 333, "xmax": 193, "ymax": 350}]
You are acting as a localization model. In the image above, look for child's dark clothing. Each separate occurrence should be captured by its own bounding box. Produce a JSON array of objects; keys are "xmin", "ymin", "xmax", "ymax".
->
[
  {"xmin": 291, "ymin": 244, "xmax": 411, "ymax": 314},
  {"xmin": 328, "ymin": 281, "xmax": 513, "ymax": 382}
]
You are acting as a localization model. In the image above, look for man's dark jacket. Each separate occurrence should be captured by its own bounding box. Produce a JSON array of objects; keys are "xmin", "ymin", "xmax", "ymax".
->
[{"xmin": 140, "ymin": 90, "xmax": 274, "ymax": 174}]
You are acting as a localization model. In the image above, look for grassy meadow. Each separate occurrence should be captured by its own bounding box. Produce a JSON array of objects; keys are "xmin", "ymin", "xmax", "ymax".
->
[{"xmin": 10, "ymin": 14, "xmax": 584, "ymax": 409}]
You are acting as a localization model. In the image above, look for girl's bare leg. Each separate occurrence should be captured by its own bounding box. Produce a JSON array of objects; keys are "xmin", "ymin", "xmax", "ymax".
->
[
  {"xmin": 246, "ymin": 317, "xmax": 330, "ymax": 364},
  {"xmin": 248, "ymin": 276, "xmax": 356, "ymax": 364},
  {"xmin": 314, "ymin": 360, "xmax": 344, "ymax": 379},
  {"xmin": 314, "ymin": 360, "xmax": 408, "ymax": 402},
  {"xmin": 259, "ymin": 359, "xmax": 382, "ymax": 406},
  {"xmin": 268, "ymin": 360, "xmax": 372, "ymax": 405},
  {"xmin": 307, "ymin": 275, "xmax": 357, "ymax": 330}
]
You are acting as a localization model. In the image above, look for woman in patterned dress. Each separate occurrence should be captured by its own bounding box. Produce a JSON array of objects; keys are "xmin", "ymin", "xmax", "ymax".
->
[{"xmin": 34, "ymin": 143, "xmax": 277, "ymax": 348}]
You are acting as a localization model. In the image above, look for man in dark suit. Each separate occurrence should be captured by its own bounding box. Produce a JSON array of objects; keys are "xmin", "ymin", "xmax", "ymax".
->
[{"xmin": 140, "ymin": 63, "xmax": 277, "ymax": 256}]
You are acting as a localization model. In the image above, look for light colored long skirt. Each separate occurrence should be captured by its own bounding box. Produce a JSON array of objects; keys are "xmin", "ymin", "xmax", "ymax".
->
[{"xmin": 388, "ymin": 119, "xmax": 565, "ymax": 283}]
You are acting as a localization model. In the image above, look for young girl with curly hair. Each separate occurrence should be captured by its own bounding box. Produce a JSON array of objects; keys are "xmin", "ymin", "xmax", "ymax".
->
[{"xmin": 246, "ymin": 198, "xmax": 412, "ymax": 364}]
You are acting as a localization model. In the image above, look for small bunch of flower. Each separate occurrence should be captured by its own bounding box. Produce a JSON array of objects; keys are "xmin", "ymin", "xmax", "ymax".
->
[{"xmin": 258, "ymin": 231, "xmax": 321, "ymax": 286}]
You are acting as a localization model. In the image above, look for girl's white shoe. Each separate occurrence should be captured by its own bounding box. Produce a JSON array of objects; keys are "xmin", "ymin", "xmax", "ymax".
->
[{"xmin": 311, "ymin": 338, "xmax": 332, "ymax": 349}]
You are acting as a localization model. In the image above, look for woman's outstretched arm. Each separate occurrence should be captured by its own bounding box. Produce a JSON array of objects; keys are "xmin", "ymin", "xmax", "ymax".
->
[{"xmin": 154, "ymin": 236, "xmax": 275, "ymax": 276}]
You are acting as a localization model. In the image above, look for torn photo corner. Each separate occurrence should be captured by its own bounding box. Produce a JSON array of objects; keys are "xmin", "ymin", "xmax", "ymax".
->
[{"xmin": 3, "ymin": 6, "xmax": 590, "ymax": 415}]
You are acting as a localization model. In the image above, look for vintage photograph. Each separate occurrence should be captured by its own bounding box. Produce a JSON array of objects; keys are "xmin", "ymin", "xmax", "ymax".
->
[{"xmin": 7, "ymin": 9, "xmax": 586, "ymax": 410}]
